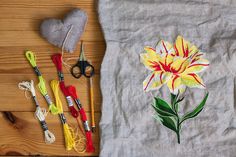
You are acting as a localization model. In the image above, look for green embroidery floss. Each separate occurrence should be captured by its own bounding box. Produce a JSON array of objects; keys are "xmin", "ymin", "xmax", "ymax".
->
[{"xmin": 25, "ymin": 50, "xmax": 59, "ymax": 115}]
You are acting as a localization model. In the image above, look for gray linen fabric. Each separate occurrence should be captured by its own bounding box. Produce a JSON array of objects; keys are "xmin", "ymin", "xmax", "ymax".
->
[{"xmin": 98, "ymin": 0, "xmax": 236, "ymax": 156}]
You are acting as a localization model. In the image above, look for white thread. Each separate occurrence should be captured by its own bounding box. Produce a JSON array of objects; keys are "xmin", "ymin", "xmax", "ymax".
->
[
  {"xmin": 24, "ymin": 90, "xmax": 32, "ymax": 100},
  {"xmin": 61, "ymin": 25, "xmax": 76, "ymax": 73},
  {"xmin": 18, "ymin": 80, "xmax": 55, "ymax": 144},
  {"xmin": 18, "ymin": 80, "xmax": 36, "ymax": 96},
  {"xmin": 35, "ymin": 106, "xmax": 55, "ymax": 144},
  {"xmin": 60, "ymin": 25, "xmax": 85, "ymax": 74}
]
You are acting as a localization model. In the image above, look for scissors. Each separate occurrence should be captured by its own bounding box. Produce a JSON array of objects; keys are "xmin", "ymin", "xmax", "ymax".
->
[{"xmin": 71, "ymin": 41, "xmax": 95, "ymax": 79}]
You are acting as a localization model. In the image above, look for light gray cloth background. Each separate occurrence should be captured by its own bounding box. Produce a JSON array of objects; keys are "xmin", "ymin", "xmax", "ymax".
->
[{"xmin": 98, "ymin": 0, "xmax": 236, "ymax": 156}]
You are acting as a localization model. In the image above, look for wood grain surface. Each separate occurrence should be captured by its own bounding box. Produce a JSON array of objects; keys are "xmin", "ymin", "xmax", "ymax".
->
[{"xmin": 0, "ymin": 0, "xmax": 105, "ymax": 156}]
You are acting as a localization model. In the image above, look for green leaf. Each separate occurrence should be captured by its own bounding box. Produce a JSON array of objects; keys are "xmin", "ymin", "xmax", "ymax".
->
[
  {"xmin": 175, "ymin": 103, "xmax": 179, "ymax": 113},
  {"xmin": 171, "ymin": 93, "xmax": 177, "ymax": 105},
  {"xmin": 171, "ymin": 92, "xmax": 183, "ymax": 112},
  {"xmin": 153, "ymin": 97, "xmax": 176, "ymax": 116},
  {"xmin": 152, "ymin": 105, "xmax": 175, "ymax": 116},
  {"xmin": 155, "ymin": 114, "xmax": 177, "ymax": 132},
  {"xmin": 174, "ymin": 96, "xmax": 184, "ymax": 112},
  {"xmin": 171, "ymin": 91, "xmax": 180, "ymax": 104},
  {"xmin": 176, "ymin": 96, "xmax": 185, "ymax": 104},
  {"xmin": 180, "ymin": 92, "xmax": 209, "ymax": 124},
  {"xmin": 153, "ymin": 114, "xmax": 162, "ymax": 123}
]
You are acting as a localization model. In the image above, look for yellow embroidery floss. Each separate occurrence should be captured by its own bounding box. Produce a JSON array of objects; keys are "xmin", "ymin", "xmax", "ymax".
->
[
  {"xmin": 50, "ymin": 80, "xmax": 86, "ymax": 152},
  {"xmin": 25, "ymin": 50, "xmax": 59, "ymax": 114}
]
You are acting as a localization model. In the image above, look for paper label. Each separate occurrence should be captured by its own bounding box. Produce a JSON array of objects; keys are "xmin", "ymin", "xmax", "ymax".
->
[
  {"xmin": 66, "ymin": 96, "xmax": 74, "ymax": 107},
  {"xmin": 83, "ymin": 121, "xmax": 90, "ymax": 132},
  {"xmin": 44, "ymin": 94, "xmax": 52, "ymax": 105}
]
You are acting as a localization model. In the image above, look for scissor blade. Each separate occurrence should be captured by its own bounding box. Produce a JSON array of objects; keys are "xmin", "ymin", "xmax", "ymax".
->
[{"xmin": 80, "ymin": 41, "xmax": 87, "ymax": 61}]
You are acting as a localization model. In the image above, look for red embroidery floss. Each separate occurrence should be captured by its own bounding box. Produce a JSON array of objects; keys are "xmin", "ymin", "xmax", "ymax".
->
[
  {"xmin": 67, "ymin": 85, "xmax": 95, "ymax": 152},
  {"xmin": 51, "ymin": 54, "xmax": 78, "ymax": 118},
  {"xmin": 51, "ymin": 53, "xmax": 95, "ymax": 153}
]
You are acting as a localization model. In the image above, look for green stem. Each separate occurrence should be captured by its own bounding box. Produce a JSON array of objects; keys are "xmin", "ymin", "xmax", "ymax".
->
[
  {"xmin": 177, "ymin": 131, "xmax": 180, "ymax": 144},
  {"xmin": 171, "ymin": 93, "xmax": 181, "ymax": 144},
  {"xmin": 177, "ymin": 117, "xmax": 181, "ymax": 144}
]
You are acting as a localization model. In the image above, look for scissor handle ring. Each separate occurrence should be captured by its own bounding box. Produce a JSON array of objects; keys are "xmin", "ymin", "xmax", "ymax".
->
[
  {"xmin": 71, "ymin": 65, "xmax": 82, "ymax": 79},
  {"xmin": 83, "ymin": 64, "xmax": 95, "ymax": 78}
]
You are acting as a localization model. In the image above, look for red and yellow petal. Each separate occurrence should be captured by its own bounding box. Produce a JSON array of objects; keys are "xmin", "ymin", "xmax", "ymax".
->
[
  {"xmin": 174, "ymin": 35, "xmax": 199, "ymax": 58},
  {"xmin": 164, "ymin": 53, "xmax": 175, "ymax": 66},
  {"xmin": 171, "ymin": 57, "xmax": 190, "ymax": 73},
  {"xmin": 188, "ymin": 45, "xmax": 199, "ymax": 57},
  {"xmin": 143, "ymin": 72, "xmax": 172, "ymax": 92},
  {"xmin": 144, "ymin": 46, "xmax": 161, "ymax": 60},
  {"xmin": 167, "ymin": 75, "xmax": 185, "ymax": 94},
  {"xmin": 174, "ymin": 36, "xmax": 188, "ymax": 57},
  {"xmin": 156, "ymin": 40, "xmax": 175, "ymax": 55},
  {"xmin": 140, "ymin": 52, "xmax": 161, "ymax": 71},
  {"xmin": 184, "ymin": 58, "xmax": 209, "ymax": 74},
  {"xmin": 180, "ymin": 73, "xmax": 205, "ymax": 89}
]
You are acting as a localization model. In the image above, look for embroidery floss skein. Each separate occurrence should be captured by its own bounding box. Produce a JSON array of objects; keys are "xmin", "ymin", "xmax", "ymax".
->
[
  {"xmin": 51, "ymin": 53, "xmax": 95, "ymax": 152},
  {"xmin": 50, "ymin": 80, "xmax": 86, "ymax": 152},
  {"xmin": 67, "ymin": 85, "xmax": 95, "ymax": 152},
  {"xmin": 25, "ymin": 51, "xmax": 59, "ymax": 115},
  {"xmin": 18, "ymin": 80, "xmax": 55, "ymax": 144},
  {"xmin": 52, "ymin": 53, "xmax": 85, "ymax": 135},
  {"xmin": 51, "ymin": 53, "xmax": 78, "ymax": 118},
  {"xmin": 51, "ymin": 53, "xmax": 85, "ymax": 132}
]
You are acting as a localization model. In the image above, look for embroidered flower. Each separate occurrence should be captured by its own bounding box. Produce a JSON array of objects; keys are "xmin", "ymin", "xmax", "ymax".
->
[{"xmin": 140, "ymin": 35, "xmax": 209, "ymax": 94}]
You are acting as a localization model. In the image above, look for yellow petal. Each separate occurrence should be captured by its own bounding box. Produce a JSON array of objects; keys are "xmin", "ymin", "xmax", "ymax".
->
[
  {"xmin": 156, "ymin": 40, "xmax": 175, "ymax": 55},
  {"xmin": 144, "ymin": 46, "xmax": 161, "ymax": 60},
  {"xmin": 192, "ymin": 56, "xmax": 209, "ymax": 64},
  {"xmin": 174, "ymin": 36, "xmax": 197, "ymax": 57},
  {"xmin": 140, "ymin": 53, "xmax": 154, "ymax": 70},
  {"xmin": 188, "ymin": 45, "xmax": 199, "ymax": 56},
  {"xmin": 140, "ymin": 53, "xmax": 162, "ymax": 71},
  {"xmin": 143, "ymin": 72, "xmax": 172, "ymax": 92},
  {"xmin": 167, "ymin": 75, "xmax": 185, "ymax": 94},
  {"xmin": 175, "ymin": 36, "xmax": 186, "ymax": 57},
  {"xmin": 171, "ymin": 57, "xmax": 190, "ymax": 73},
  {"xmin": 180, "ymin": 73, "xmax": 205, "ymax": 89},
  {"xmin": 184, "ymin": 58, "xmax": 209, "ymax": 74},
  {"xmin": 165, "ymin": 54, "xmax": 174, "ymax": 65}
]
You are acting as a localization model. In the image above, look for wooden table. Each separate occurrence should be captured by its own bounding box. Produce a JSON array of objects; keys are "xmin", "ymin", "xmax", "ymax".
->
[{"xmin": 0, "ymin": 0, "xmax": 105, "ymax": 156}]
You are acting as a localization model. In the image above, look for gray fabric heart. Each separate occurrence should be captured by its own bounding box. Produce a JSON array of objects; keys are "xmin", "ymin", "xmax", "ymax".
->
[{"xmin": 40, "ymin": 8, "xmax": 87, "ymax": 53}]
